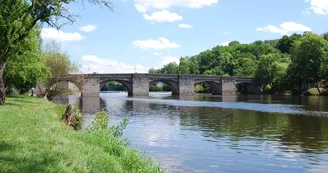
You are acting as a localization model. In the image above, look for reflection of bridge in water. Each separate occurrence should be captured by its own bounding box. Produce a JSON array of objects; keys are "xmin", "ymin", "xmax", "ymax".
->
[{"xmin": 49, "ymin": 73, "xmax": 261, "ymax": 97}]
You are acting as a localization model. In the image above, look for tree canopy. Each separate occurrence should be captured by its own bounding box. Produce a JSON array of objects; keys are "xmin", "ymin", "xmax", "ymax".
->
[
  {"xmin": 0, "ymin": 0, "xmax": 112, "ymax": 105},
  {"xmin": 6, "ymin": 25, "xmax": 50, "ymax": 89},
  {"xmin": 150, "ymin": 32, "xmax": 328, "ymax": 94}
]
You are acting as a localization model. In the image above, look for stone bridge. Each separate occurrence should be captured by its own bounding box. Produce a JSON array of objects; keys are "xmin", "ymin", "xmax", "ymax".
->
[{"xmin": 49, "ymin": 73, "xmax": 261, "ymax": 97}]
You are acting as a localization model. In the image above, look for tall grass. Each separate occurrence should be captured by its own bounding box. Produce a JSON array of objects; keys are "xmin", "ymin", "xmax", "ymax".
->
[{"xmin": 0, "ymin": 96, "xmax": 164, "ymax": 173}]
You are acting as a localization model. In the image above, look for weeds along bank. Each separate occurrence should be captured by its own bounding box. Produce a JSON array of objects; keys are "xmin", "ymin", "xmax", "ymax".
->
[{"xmin": 0, "ymin": 96, "xmax": 164, "ymax": 173}]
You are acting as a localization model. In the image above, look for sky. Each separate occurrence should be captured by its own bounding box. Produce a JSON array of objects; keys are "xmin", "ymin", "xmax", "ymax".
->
[{"xmin": 40, "ymin": 0, "xmax": 328, "ymax": 74}]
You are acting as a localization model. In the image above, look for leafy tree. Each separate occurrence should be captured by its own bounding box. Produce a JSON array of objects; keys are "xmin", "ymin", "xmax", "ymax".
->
[
  {"xmin": 290, "ymin": 34, "xmax": 328, "ymax": 93},
  {"xmin": 101, "ymin": 82, "xmax": 127, "ymax": 91},
  {"xmin": 43, "ymin": 41, "xmax": 79, "ymax": 77},
  {"xmin": 178, "ymin": 57, "xmax": 190, "ymax": 74},
  {"xmin": 275, "ymin": 34, "xmax": 302, "ymax": 54},
  {"xmin": 322, "ymin": 32, "xmax": 328, "ymax": 41},
  {"xmin": 234, "ymin": 57, "xmax": 257, "ymax": 77},
  {"xmin": 40, "ymin": 41, "xmax": 80, "ymax": 99},
  {"xmin": 228, "ymin": 41, "xmax": 240, "ymax": 46},
  {"xmin": 0, "ymin": 0, "xmax": 111, "ymax": 105},
  {"xmin": 148, "ymin": 68, "xmax": 161, "ymax": 74},
  {"xmin": 162, "ymin": 62, "xmax": 179, "ymax": 74},
  {"xmin": 6, "ymin": 25, "xmax": 50, "ymax": 90},
  {"xmin": 256, "ymin": 53, "xmax": 290, "ymax": 91}
]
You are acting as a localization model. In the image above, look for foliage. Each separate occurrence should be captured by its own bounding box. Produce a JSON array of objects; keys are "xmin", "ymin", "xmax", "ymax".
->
[
  {"xmin": 39, "ymin": 41, "xmax": 81, "ymax": 99},
  {"xmin": 0, "ymin": 96, "xmax": 163, "ymax": 173},
  {"xmin": 43, "ymin": 41, "xmax": 80, "ymax": 77},
  {"xmin": 0, "ymin": 0, "xmax": 112, "ymax": 105},
  {"xmin": 256, "ymin": 53, "xmax": 290, "ymax": 91},
  {"xmin": 101, "ymin": 81, "xmax": 127, "ymax": 91},
  {"xmin": 178, "ymin": 57, "xmax": 190, "ymax": 74},
  {"xmin": 6, "ymin": 25, "xmax": 50, "ymax": 90},
  {"xmin": 322, "ymin": 32, "xmax": 328, "ymax": 41},
  {"xmin": 90, "ymin": 109, "xmax": 129, "ymax": 138},
  {"xmin": 150, "ymin": 31, "xmax": 328, "ymax": 94},
  {"xmin": 290, "ymin": 34, "xmax": 328, "ymax": 93},
  {"xmin": 150, "ymin": 85, "xmax": 163, "ymax": 91},
  {"xmin": 275, "ymin": 34, "xmax": 302, "ymax": 54}
]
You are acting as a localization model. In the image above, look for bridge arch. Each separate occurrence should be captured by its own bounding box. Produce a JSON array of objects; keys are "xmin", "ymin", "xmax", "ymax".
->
[
  {"xmin": 149, "ymin": 79, "xmax": 179, "ymax": 95},
  {"xmin": 236, "ymin": 81, "xmax": 261, "ymax": 94},
  {"xmin": 194, "ymin": 80, "xmax": 222, "ymax": 95},
  {"xmin": 100, "ymin": 79, "xmax": 133, "ymax": 95},
  {"xmin": 47, "ymin": 78, "xmax": 83, "ymax": 92}
]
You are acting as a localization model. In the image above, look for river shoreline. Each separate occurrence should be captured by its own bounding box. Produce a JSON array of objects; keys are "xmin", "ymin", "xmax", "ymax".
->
[{"xmin": 0, "ymin": 96, "xmax": 163, "ymax": 173}]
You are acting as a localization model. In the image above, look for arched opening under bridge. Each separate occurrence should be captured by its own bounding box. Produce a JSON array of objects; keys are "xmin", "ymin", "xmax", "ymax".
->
[
  {"xmin": 194, "ymin": 81, "xmax": 222, "ymax": 95},
  {"xmin": 99, "ymin": 80, "xmax": 132, "ymax": 96},
  {"xmin": 149, "ymin": 80, "xmax": 179, "ymax": 95}
]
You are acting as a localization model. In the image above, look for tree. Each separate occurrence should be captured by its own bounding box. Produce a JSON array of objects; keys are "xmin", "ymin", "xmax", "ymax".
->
[
  {"xmin": 255, "ymin": 53, "xmax": 290, "ymax": 91},
  {"xmin": 290, "ymin": 34, "xmax": 328, "ymax": 93},
  {"xmin": 148, "ymin": 68, "xmax": 161, "ymax": 74},
  {"xmin": 40, "ymin": 41, "xmax": 80, "ymax": 99},
  {"xmin": 0, "ymin": 0, "xmax": 111, "ymax": 105},
  {"xmin": 322, "ymin": 32, "xmax": 328, "ymax": 41},
  {"xmin": 275, "ymin": 34, "xmax": 302, "ymax": 54},
  {"xmin": 162, "ymin": 62, "xmax": 179, "ymax": 74},
  {"xmin": 178, "ymin": 57, "xmax": 190, "ymax": 74},
  {"xmin": 43, "ymin": 41, "xmax": 79, "ymax": 77},
  {"xmin": 6, "ymin": 25, "xmax": 50, "ymax": 90},
  {"xmin": 228, "ymin": 41, "xmax": 240, "ymax": 46}
]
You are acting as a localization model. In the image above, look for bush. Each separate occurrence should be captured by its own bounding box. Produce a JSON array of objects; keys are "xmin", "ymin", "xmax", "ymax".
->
[{"xmin": 90, "ymin": 109, "xmax": 129, "ymax": 138}]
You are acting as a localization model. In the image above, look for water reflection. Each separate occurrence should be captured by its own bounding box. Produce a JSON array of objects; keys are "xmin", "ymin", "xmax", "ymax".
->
[{"xmin": 53, "ymin": 93, "xmax": 328, "ymax": 173}]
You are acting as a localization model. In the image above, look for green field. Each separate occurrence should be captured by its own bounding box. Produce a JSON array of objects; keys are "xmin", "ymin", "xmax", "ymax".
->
[{"xmin": 0, "ymin": 96, "xmax": 163, "ymax": 173}]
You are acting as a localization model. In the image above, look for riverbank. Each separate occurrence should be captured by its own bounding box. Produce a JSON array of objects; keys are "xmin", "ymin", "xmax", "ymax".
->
[{"xmin": 0, "ymin": 96, "xmax": 163, "ymax": 173}]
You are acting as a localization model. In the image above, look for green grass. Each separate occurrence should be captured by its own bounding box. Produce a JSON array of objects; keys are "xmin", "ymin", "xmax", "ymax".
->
[
  {"xmin": 306, "ymin": 88, "xmax": 328, "ymax": 95},
  {"xmin": 0, "ymin": 96, "xmax": 164, "ymax": 173}
]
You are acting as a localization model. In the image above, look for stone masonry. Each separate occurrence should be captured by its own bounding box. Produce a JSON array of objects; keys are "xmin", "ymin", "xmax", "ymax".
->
[{"xmin": 53, "ymin": 74, "xmax": 260, "ymax": 97}]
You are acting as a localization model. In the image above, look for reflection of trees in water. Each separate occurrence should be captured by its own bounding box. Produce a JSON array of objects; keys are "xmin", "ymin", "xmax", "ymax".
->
[{"xmin": 179, "ymin": 107, "xmax": 328, "ymax": 155}]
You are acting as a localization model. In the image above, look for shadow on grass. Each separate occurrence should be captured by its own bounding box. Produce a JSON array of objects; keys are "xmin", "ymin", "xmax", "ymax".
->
[
  {"xmin": 7, "ymin": 95, "xmax": 25, "ymax": 99},
  {"xmin": 5, "ymin": 102, "xmax": 22, "ymax": 107},
  {"xmin": 0, "ymin": 142, "xmax": 60, "ymax": 173},
  {"xmin": 0, "ymin": 155, "xmax": 57, "ymax": 173},
  {"xmin": 0, "ymin": 141, "xmax": 12, "ymax": 152}
]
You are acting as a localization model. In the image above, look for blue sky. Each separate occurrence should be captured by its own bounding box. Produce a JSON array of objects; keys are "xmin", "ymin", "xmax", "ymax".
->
[{"xmin": 40, "ymin": 0, "xmax": 328, "ymax": 73}]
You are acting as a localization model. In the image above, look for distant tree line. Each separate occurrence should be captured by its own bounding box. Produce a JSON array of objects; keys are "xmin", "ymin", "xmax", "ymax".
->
[
  {"xmin": 101, "ymin": 82, "xmax": 127, "ymax": 91},
  {"xmin": 149, "ymin": 32, "xmax": 328, "ymax": 94}
]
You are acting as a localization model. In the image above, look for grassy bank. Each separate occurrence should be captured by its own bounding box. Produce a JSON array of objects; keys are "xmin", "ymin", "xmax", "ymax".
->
[
  {"xmin": 306, "ymin": 88, "xmax": 328, "ymax": 96},
  {"xmin": 0, "ymin": 96, "xmax": 163, "ymax": 173}
]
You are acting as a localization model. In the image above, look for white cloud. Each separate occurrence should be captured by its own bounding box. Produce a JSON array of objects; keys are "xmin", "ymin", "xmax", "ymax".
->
[
  {"xmin": 305, "ymin": 0, "xmax": 328, "ymax": 15},
  {"xmin": 135, "ymin": 4, "xmax": 148, "ymax": 13},
  {"xmin": 159, "ymin": 56, "xmax": 180, "ymax": 65},
  {"xmin": 223, "ymin": 32, "xmax": 232, "ymax": 35},
  {"xmin": 41, "ymin": 28, "xmax": 86, "ymax": 42},
  {"xmin": 143, "ymin": 10, "xmax": 183, "ymax": 23},
  {"xmin": 153, "ymin": 52, "xmax": 163, "ymax": 56},
  {"xmin": 132, "ymin": 37, "xmax": 181, "ymax": 50},
  {"xmin": 220, "ymin": 41, "xmax": 230, "ymax": 46},
  {"xmin": 256, "ymin": 22, "xmax": 311, "ymax": 35},
  {"xmin": 134, "ymin": 0, "xmax": 218, "ymax": 13},
  {"xmin": 81, "ymin": 55, "xmax": 147, "ymax": 73},
  {"xmin": 80, "ymin": 25, "xmax": 97, "ymax": 32},
  {"xmin": 179, "ymin": 24, "xmax": 193, "ymax": 28}
]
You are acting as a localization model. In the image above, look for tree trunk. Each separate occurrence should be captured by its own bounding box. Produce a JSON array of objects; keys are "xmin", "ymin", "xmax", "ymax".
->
[
  {"xmin": 316, "ymin": 81, "xmax": 322, "ymax": 95},
  {"xmin": 0, "ymin": 61, "xmax": 7, "ymax": 105}
]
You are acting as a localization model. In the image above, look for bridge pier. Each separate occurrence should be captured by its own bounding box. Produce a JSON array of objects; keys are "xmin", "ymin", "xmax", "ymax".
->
[
  {"xmin": 132, "ymin": 74, "xmax": 149, "ymax": 96},
  {"xmin": 178, "ymin": 75, "xmax": 194, "ymax": 96},
  {"xmin": 221, "ymin": 78, "xmax": 237, "ymax": 96},
  {"xmin": 82, "ymin": 78, "xmax": 100, "ymax": 97}
]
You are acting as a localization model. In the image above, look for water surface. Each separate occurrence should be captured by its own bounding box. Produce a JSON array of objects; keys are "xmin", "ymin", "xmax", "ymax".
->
[{"xmin": 54, "ymin": 93, "xmax": 328, "ymax": 173}]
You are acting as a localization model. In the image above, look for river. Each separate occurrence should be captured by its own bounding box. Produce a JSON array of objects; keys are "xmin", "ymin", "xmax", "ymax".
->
[{"xmin": 53, "ymin": 92, "xmax": 328, "ymax": 173}]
